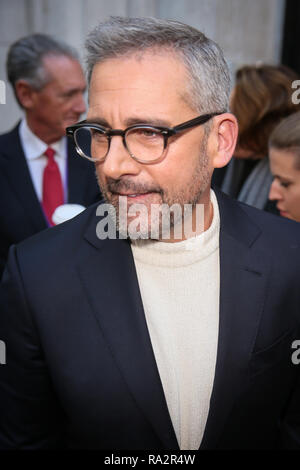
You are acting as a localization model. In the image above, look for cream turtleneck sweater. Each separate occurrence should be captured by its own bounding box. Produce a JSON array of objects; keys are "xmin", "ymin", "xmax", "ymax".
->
[{"xmin": 130, "ymin": 190, "xmax": 220, "ymax": 450}]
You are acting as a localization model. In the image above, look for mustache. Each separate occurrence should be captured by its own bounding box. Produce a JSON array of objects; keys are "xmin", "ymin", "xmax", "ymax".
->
[{"xmin": 104, "ymin": 178, "xmax": 162, "ymax": 195}]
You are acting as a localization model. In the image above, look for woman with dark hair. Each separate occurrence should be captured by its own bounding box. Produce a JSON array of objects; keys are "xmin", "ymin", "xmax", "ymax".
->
[{"xmin": 220, "ymin": 64, "xmax": 300, "ymax": 212}]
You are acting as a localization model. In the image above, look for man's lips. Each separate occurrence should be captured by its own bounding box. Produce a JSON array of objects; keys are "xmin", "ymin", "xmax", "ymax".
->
[
  {"xmin": 279, "ymin": 210, "xmax": 289, "ymax": 217},
  {"xmin": 111, "ymin": 191, "xmax": 157, "ymax": 201}
]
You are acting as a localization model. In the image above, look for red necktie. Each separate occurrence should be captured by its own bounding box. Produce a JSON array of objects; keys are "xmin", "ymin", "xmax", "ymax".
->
[{"xmin": 42, "ymin": 147, "xmax": 64, "ymax": 226}]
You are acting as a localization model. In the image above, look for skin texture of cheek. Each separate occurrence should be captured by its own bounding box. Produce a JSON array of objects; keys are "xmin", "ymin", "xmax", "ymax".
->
[
  {"xmin": 161, "ymin": 138, "xmax": 210, "ymax": 207},
  {"xmin": 287, "ymin": 189, "xmax": 300, "ymax": 222}
]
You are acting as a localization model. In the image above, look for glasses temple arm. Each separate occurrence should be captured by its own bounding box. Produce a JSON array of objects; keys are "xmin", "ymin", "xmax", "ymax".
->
[{"xmin": 172, "ymin": 112, "xmax": 225, "ymax": 133}]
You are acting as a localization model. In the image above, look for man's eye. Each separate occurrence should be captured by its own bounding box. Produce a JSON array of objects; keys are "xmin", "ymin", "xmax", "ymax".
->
[
  {"xmin": 280, "ymin": 181, "xmax": 291, "ymax": 188},
  {"xmin": 61, "ymin": 91, "xmax": 76, "ymax": 98},
  {"xmin": 135, "ymin": 129, "xmax": 160, "ymax": 138},
  {"xmin": 144, "ymin": 130, "xmax": 158, "ymax": 137},
  {"xmin": 90, "ymin": 130, "xmax": 107, "ymax": 142}
]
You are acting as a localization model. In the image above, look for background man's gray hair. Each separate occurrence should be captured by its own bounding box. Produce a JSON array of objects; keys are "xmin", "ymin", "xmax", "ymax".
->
[
  {"xmin": 6, "ymin": 33, "xmax": 79, "ymax": 107},
  {"xmin": 85, "ymin": 16, "xmax": 231, "ymax": 114}
]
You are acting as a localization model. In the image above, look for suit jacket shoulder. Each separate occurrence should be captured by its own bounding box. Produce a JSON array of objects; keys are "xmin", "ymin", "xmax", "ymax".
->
[
  {"xmin": 9, "ymin": 190, "xmax": 300, "ymax": 295},
  {"xmin": 1, "ymin": 191, "xmax": 300, "ymax": 449}
]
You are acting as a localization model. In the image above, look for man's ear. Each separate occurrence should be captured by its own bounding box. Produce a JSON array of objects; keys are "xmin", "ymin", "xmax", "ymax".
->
[
  {"xmin": 15, "ymin": 80, "xmax": 36, "ymax": 109},
  {"xmin": 212, "ymin": 113, "xmax": 238, "ymax": 168}
]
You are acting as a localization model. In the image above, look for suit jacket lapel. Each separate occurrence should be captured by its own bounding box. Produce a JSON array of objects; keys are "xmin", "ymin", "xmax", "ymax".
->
[
  {"xmin": 1, "ymin": 124, "xmax": 47, "ymax": 232},
  {"xmin": 200, "ymin": 190, "xmax": 270, "ymax": 449},
  {"xmin": 78, "ymin": 218, "xmax": 179, "ymax": 450}
]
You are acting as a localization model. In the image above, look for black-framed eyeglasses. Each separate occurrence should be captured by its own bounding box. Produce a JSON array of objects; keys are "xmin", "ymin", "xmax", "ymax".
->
[{"xmin": 66, "ymin": 111, "xmax": 225, "ymax": 165}]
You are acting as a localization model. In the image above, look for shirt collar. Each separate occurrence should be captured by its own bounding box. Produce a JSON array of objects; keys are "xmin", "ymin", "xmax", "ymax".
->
[{"xmin": 19, "ymin": 118, "xmax": 66, "ymax": 161}]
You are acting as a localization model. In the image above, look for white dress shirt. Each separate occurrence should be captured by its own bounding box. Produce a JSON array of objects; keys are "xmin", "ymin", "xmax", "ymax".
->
[{"xmin": 19, "ymin": 119, "xmax": 68, "ymax": 202}]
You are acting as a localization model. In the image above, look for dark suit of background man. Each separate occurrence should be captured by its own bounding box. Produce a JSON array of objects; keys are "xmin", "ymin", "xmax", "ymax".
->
[
  {"xmin": 1, "ymin": 17, "xmax": 300, "ymax": 450},
  {"xmin": 0, "ymin": 34, "xmax": 100, "ymax": 277}
]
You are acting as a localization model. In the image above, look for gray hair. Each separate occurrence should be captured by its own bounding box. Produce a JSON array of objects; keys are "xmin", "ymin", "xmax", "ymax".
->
[
  {"xmin": 85, "ymin": 16, "xmax": 230, "ymax": 114},
  {"xmin": 7, "ymin": 33, "xmax": 79, "ymax": 106}
]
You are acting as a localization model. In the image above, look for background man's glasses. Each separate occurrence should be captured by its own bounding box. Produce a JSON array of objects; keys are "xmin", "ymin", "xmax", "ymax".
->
[{"xmin": 66, "ymin": 112, "xmax": 224, "ymax": 165}]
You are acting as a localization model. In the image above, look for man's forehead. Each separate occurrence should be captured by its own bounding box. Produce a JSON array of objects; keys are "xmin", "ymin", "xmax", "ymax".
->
[
  {"xmin": 85, "ymin": 112, "xmax": 174, "ymax": 128},
  {"xmin": 42, "ymin": 54, "xmax": 84, "ymax": 85},
  {"xmin": 89, "ymin": 51, "xmax": 187, "ymax": 89},
  {"xmin": 87, "ymin": 51, "xmax": 190, "ymax": 113},
  {"xmin": 43, "ymin": 54, "xmax": 80, "ymax": 71}
]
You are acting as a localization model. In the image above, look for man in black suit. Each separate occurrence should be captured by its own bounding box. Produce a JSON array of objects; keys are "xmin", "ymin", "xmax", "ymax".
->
[
  {"xmin": 0, "ymin": 34, "xmax": 100, "ymax": 277},
  {"xmin": 0, "ymin": 17, "xmax": 300, "ymax": 450}
]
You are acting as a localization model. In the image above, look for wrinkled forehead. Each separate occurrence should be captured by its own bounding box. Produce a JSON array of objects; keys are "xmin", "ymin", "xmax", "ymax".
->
[
  {"xmin": 88, "ymin": 45, "xmax": 183, "ymax": 81},
  {"xmin": 87, "ymin": 49, "xmax": 193, "ymax": 115}
]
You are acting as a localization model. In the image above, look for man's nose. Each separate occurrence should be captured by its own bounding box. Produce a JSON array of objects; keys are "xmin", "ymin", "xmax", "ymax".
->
[
  {"xmin": 100, "ymin": 135, "xmax": 141, "ymax": 180},
  {"xmin": 73, "ymin": 93, "xmax": 86, "ymax": 115},
  {"xmin": 269, "ymin": 179, "xmax": 282, "ymax": 201}
]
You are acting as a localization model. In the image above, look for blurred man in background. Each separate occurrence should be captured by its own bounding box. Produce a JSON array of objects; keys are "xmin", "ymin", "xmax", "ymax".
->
[{"xmin": 0, "ymin": 33, "xmax": 100, "ymax": 277}]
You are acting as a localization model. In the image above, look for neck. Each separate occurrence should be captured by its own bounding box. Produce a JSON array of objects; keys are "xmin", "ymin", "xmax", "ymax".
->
[{"xmin": 25, "ymin": 113, "xmax": 62, "ymax": 145}]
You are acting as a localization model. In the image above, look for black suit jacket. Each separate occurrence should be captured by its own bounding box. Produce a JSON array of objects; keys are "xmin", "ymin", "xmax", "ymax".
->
[
  {"xmin": 0, "ymin": 189, "xmax": 300, "ymax": 449},
  {"xmin": 0, "ymin": 123, "xmax": 101, "ymax": 277}
]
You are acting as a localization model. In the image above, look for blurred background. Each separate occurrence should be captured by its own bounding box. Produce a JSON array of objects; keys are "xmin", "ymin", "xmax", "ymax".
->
[{"xmin": 0, "ymin": 0, "xmax": 299, "ymax": 133}]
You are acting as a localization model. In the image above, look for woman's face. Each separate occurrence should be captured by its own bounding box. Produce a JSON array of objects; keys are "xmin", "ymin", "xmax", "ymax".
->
[{"xmin": 269, "ymin": 147, "xmax": 300, "ymax": 222}]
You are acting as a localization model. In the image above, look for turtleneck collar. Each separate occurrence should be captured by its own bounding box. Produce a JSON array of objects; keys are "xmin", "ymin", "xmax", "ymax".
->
[{"xmin": 131, "ymin": 189, "xmax": 220, "ymax": 268}]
